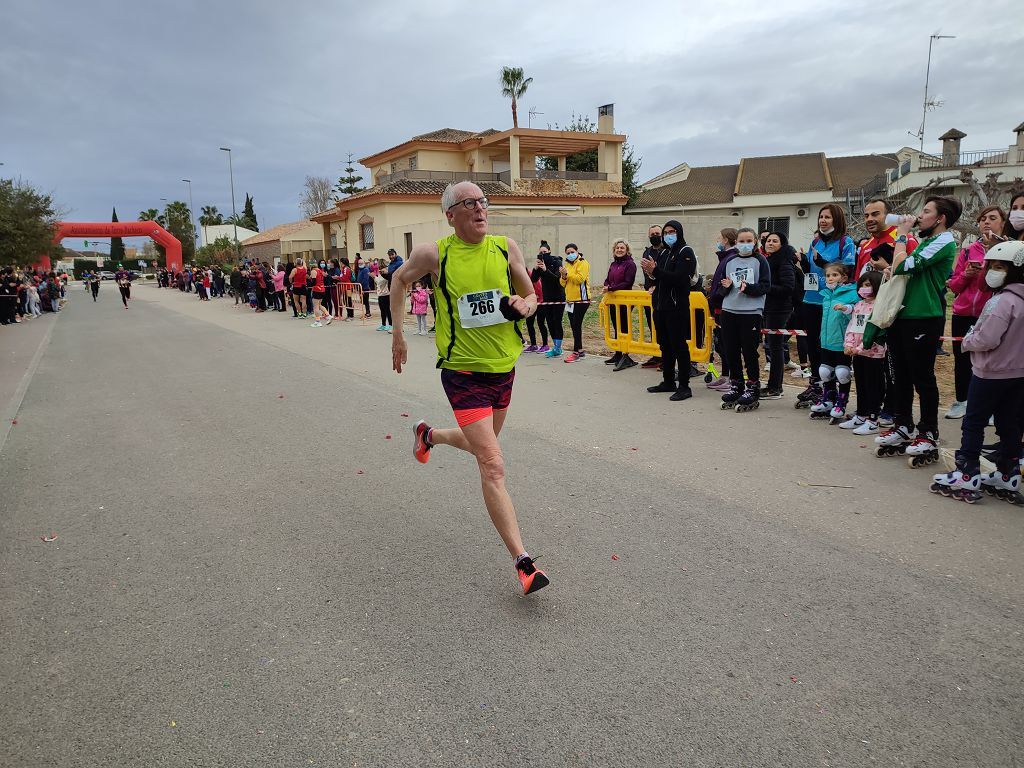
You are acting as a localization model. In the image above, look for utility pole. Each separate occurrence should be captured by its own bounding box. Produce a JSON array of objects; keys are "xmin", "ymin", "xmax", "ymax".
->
[{"xmin": 219, "ymin": 147, "xmax": 238, "ymax": 252}]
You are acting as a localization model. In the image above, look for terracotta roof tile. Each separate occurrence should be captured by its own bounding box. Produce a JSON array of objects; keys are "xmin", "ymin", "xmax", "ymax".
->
[
  {"xmin": 737, "ymin": 153, "xmax": 830, "ymax": 195},
  {"xmin": 411, "ymin": 128, "xmax": 497, "ymax": 143},
  {"xmin": 826, "ymin": 154, "xmax": 899, "ymax": 193},
  {"xmin": 632, "ymin": 165, "xmax": 738, "ymax": 208},
  {"xmin": 332, "ymin": 178, "xmax": 625, "ymax": 204},
  {"xmin": 240, "ymin": 220, "xmax": 316, "ymax": 246}
]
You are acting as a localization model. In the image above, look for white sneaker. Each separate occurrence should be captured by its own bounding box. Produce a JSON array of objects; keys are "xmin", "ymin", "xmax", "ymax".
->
[
  {"xmin": 763, "ymin": 362, "xmax": 771, "ymax": 371},
  {"xmin": 791, "ymin": 368, "xmax": 811, "ymax": 379},
  {"xmin": 786, "ymin": 361, "xmax": 801, "ymax": 371},
  {"xmin": 944, "ymin": 401, "xmax": 966, "ymax": 419},
  {"xmin": 311, "ymin": 321, "xmax": 322, "ymax": 327},
  {"xmin": 838, "ymin": 415, "xmax": 865, "ymax": 430},
  {"xmin": 853, "ymin": 419, "xmax": 878, "ymax": 436}
]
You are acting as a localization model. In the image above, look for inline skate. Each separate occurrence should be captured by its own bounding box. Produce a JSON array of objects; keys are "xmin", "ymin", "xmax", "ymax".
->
[
  {"xmin": 828, "ymin": 392, "xmax": 849, "ymax": 425},
  {"xmin": 906, "ymin": 431, "xmax": 940, "ymax": 468},
  {"xmin": 930, "ymin": 459, "xmax": 982, "ymax": 503},
  {"xmin": 734, "ymin": 380, "xmax": 760, "ymax": 413},
  {"xmin": 809, "ymin": 388, "xmax": 836, "ymax": 420},
  {"xmin": 794, "ymin": 381, "xmax": 821, "ymax": 410},
  {"xmin": 720, "ymin": 379, "xmax": 743, "ymax": 410},
  {"xmin": 875, "ymin": 426, "xmax": 915, "ymax": 458},
  {"xmin": 980, "ymin": 466, "xmax": 1024, "ymax": 505}
]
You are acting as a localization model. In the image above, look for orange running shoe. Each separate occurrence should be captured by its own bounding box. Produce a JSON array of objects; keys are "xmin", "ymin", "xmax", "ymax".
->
[
  {"xmin": 412, "ymin": 420, "xmax": 432, "ymax": 464},
  {"xmin": 515, "ymin": 555, "xmax": 549, "ymax": 595}
]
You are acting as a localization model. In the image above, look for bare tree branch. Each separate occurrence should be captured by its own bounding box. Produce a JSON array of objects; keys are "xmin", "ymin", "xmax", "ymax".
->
[{"xmin": 300, "ymin": 175, "xmax": 333, "ymax": 218}]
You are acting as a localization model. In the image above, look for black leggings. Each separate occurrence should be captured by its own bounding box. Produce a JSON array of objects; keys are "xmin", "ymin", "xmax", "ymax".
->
[
  {"xmin": 541, "ymin": 304, "xmax": 564, "ymax": 342},
  {"xmin": 567, "ymin": 302, "xmax": 589, "ymax": 352},
  {"xmin": 852, "ymin": 355, "xmax": 885, "ymax": 419},
  {"xmin": 800, "ymin": 302, "xmax": 823, "ymax": 381},
  {"xmin": 951, "ymin": 313, "xmax": 977, "ymax": 402},
  {"xmin": 378, "ymin": 296, "xmax": 392, "ymax": 326},
  {"xmin": 720, "ymin": 311, "xmax": 762, "ymax": 383},
  {"xmin": 526, "ymin": 312, "xmax": 548, "ymax": 346},
  {"xmin": 363, "ymin": 292, "xmax": 372, "ymax": 317},
  {"xmin": 958, "ymin": 376, "xmax": 1024, "ymax": 472},
  {"xmin": 119, "ymin": 285, "xmax": 130, "ymax": 306}
]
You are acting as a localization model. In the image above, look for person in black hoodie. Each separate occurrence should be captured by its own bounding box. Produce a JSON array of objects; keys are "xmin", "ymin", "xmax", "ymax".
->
[
  {"xmin": 762, "ymin": 232, "xmax": 797, "ymax": 398},
  {"xmin": 531, "ymin": 241, "xmax": 565, "ymax": 357},
  {"xmin": 639, "ymin": 224, "xmax": 668, "ymax": 369},
  {"xmin": 641, "ymin": 219, "xmax": 697, "ymax": 401}
]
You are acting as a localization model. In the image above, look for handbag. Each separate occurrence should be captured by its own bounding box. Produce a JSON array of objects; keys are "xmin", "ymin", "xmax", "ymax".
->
[{"xmin": 867, "ymin": 273, "xmax": 908, "ymax": 329}]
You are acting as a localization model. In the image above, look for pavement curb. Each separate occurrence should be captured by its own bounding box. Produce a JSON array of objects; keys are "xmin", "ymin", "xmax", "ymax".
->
[{"xmin": 0, "ymin": 312, "xmax": 58, "ymax": 454}]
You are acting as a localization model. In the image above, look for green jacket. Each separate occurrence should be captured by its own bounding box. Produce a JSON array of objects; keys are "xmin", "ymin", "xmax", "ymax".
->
[{"xmin": 892, "ymin": 232, "xmax": 956, "ymax": 319}]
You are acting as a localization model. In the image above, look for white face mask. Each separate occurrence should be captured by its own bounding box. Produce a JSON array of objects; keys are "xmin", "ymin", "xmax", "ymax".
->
[
  {"xmin": 819, "ymin": 226, "xmax": 834, "ymax": 236},
  {"xmin": 985, "ymin": 269, "xmax": 1007, "ymax": 289},
  {"xmin": 1009, "ymin": 210, "xmax": 1024, "ymax": 231}
]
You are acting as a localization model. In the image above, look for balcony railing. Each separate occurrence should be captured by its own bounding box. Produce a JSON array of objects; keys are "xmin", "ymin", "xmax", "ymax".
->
[
  {"xmin": 520, "ymin": 169, "xmax": 608, "ymax": 181},
  {"xmin": 918, "ymin": 149, "xmax": 1012, "ymax": 170},
  {"xmin": 375, "ymin": 169, "xmax": 503, "ymax": 186}
]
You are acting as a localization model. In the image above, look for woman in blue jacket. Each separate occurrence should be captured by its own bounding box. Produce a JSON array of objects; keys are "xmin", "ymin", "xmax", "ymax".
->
[{"xmin": 797, "ymin": 204, "xmax": 857, "ymax": 406}]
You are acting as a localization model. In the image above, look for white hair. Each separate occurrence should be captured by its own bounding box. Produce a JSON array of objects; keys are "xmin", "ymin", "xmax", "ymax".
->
[{"xmin": 440, "ymin": 181, "xmax": 479, "ymax": 213}]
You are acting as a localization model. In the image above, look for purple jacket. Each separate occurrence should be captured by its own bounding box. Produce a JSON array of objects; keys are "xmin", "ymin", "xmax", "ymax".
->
[
  {"xmin": 604, "ymin": 255, "xmax": 636, "ymax": 292},
  {"xmin": 709, "ymin": 247, "xmax": 738, "ymax": 312},
  {"xmin": 963, "ymin": 283, "xmax": 1024, "ymax": 380}
]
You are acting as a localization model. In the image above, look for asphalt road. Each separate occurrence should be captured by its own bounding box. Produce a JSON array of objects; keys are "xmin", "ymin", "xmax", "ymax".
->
[{"xmin": 1, "ymin": 286, "xmax": 1021, "ymax": 768}]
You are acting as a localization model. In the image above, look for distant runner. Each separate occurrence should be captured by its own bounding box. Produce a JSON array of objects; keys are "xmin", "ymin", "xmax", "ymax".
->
[
  {"xmin": 390, "ymin": 181, "xmax": 549, "ymax": 595},
  {"xmin": 115, "ymin": 266, "xmax": 133, "ymax": 309}
]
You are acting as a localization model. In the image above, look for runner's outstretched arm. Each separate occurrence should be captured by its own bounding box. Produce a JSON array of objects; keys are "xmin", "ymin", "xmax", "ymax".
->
[{"xmin": 391, "ymin": 243, "xmax": 440, "ymax": 373}]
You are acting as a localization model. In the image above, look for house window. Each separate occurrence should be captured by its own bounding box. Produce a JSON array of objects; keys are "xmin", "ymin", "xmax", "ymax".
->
[
  {"xmin": 757, "ymin": 216, "xmax": 790, "ymax": 239},
  {"xmin": 390, "ymin": 162, "xmax": 398, "ymax": 174},
  {"xmin": 360, "ymin": 222, "xmax": 375, "ymax": 250},
  {"xmin": 408, "ymin": 154, "xmax": 417, "ymax": 170}
]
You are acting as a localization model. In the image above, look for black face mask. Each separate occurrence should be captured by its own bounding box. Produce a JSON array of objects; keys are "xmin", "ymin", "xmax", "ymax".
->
[{"xmin": 649, "ymin": 235, "xmax": 662, "ymax": 247}]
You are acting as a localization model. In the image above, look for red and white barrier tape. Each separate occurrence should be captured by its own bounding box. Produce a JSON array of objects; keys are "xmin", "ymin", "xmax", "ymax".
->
[{"xmin": 761, "ymin": 328, "xmax": 965, "ymax": 341}]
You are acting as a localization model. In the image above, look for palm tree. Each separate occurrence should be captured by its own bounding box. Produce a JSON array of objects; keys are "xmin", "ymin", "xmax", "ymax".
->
[
  {"xmin": 499, "ymin": 66, "xmax": 532, "ymax": 129},
  {"xmin": 139, "ymin": 208, "xmax": 166, "ymax": 228},
  {"xmin": 199, "ymin": 205, "xmax": 223, "ymax": 227}
]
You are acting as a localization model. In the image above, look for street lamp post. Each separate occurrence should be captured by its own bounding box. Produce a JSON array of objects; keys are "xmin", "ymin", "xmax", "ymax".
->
[
  {"xmin": 182, "ymin": 179, "xmax": 196, "ymax": 250},
  {"xmin": 219, "ymin": 147, "xmax": 238, "ymax": 252}
]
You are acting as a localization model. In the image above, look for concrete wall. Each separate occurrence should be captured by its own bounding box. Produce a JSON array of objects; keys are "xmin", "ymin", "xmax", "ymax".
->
[{"xmin": 381, "ymin": 213, "xmax": 735, "ymax": 282}]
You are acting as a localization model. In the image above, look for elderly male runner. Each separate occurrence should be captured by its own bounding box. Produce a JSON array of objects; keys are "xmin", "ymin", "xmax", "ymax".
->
[{"xmin": 390, "ymin": 181, "xmax": 549, "ymax": 595}]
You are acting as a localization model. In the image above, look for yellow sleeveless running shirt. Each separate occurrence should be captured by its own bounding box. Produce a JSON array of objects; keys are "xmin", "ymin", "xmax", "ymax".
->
[{"xmin": 434, "ymin": 233, "xmax": 523, "ymax": 373}]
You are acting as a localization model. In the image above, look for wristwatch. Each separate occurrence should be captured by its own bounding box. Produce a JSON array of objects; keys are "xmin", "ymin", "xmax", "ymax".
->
[{"xmin": 895, "ymin": 235, "xmax": 908, "ymax": 245}]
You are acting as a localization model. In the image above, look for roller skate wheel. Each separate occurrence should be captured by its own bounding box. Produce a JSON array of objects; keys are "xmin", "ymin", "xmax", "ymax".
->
[
  {"xmin": 721, "ymin": 401, "xmax": 733, "ymax": 410},
  {"xmin": 703, "ymin": 372, "xmax": 713, "ymax": 383}
]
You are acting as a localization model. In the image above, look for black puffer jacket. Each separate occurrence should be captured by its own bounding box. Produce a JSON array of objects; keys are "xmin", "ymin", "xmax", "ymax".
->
[
  {"xmin": 764, "ymin": 246, "xmax": 796, "ymax": 314},
  {"xmin": 651, "ymin": 219, "xmax": 696, "ymax": 312}
]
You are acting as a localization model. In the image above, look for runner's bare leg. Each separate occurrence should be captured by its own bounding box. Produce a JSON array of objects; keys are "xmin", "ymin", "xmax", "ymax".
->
[{"xmin": 431, "ymin": 410, "xmax": 523, "ymax": 557}]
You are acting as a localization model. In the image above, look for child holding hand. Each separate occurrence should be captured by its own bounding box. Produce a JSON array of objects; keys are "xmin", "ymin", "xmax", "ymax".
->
[{"xmin": 838, "ymin": 271, "xmax": 885, "ymax": 434}]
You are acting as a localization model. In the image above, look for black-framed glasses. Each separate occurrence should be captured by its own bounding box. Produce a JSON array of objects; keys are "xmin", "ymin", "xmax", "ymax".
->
[{"xmin": 448, "ymin": 196, "xmax": 489, "ymax": 211}]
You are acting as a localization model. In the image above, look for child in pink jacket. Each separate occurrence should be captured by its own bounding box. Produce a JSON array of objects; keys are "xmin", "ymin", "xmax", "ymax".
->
[
  {"xmin": 838, "ymin": 270, "xmax": 886, "ymax": 434},
  {"xmin": 410, "ymin": 281, "xmax": 430, "ymax": 335},
  {"xmin": 945, "ymin": 219, "xmax": 998, "ymax": 415},
  {"xmin": 932, "ymin": 240, "xmax": 1024, "ymax": 501}
]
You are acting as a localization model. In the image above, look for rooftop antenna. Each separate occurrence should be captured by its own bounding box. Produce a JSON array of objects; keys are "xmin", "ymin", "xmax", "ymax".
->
[
  {"xmin": 908, "ymin": 33, "xmax": 955, "ymax": 152},
  {"xmin": 528, "ymin": 107, "xmax": 543, "ymax": 128}
]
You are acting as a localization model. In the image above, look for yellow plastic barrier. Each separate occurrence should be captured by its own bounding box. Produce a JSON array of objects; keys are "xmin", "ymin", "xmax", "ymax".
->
[{"xmin": 599, "ymin": 290, "xmax": 713, "ymax": 363}]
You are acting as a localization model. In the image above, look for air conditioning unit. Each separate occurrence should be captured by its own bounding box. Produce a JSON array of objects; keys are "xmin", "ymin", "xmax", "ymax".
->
[{"xmin": 796, "ymin": 207, "xmax": 809, "ymax": 218}]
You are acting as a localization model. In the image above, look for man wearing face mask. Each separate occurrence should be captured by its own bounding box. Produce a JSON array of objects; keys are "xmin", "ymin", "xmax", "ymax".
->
[
  {"xmin": 639, "ymin": 225, "xmax": 667, "ymax": 369},
  {"xmin": 641, "ymin": 219, "xmax": 697, "ymax": 401},
  {"xmin": 875, "ymin": 195, "xmax": 961, "ymax": 462}
]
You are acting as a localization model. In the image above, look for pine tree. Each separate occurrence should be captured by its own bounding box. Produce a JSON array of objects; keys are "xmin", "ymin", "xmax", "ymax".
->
[
  {"xmin": 110, "ymin": 207, "xmax": 126, "ymax": 266},
  {"xmin": 334, "ymin": 154, "xmax": 365, "ymax": 199},
  {"xmin": 241, "ymin": 194, "xmax": 258, "ymax": 231}
]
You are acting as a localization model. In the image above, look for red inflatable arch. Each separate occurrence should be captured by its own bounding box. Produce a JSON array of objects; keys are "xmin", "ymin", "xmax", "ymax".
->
[{"xmin": 51, "ymin": 221, "xmax": 183, "ymax": 272}]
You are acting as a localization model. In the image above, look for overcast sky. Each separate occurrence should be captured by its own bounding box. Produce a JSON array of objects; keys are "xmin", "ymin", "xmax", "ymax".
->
[{"xmin": 2, "ymin": 0, "xmax": 1021, "ymax": 249}]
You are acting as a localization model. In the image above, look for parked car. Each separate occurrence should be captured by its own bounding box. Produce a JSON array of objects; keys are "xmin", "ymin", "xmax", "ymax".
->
[{"xmin": 99, "ymin": 271, "xmax": 117, "ymax": 280}]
